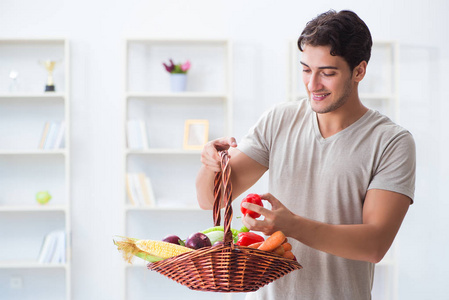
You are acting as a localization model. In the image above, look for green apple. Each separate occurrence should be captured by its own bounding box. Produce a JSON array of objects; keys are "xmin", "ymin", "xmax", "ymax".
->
[{"xmin": 36, "ymin": 191, "xmax": 52, "ymax": 205}]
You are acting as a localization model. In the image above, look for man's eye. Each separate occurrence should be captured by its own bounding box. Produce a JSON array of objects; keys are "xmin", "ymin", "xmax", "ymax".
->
[
  {"xmin": 323, "ymin": 72, "xmax": 335, "ymax": 77},
  {"xmin": 302, "ymin": 69, "xmax": 311, "ymax": 73}
]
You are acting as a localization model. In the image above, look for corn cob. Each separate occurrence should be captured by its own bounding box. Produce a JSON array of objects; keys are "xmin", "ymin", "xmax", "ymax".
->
[
  {"xmin": 135, "ymin": 239, "xmax": 193, "ymax": 259},
  {"xmin": 114, "ymin": 237, "xmax": 164, "ymax": 264}
]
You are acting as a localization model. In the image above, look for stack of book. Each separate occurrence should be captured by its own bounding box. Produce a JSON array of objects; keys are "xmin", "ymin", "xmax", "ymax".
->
[
  {"xmin": 37, "ymin": 230, "xmax": 66, "ymax": 264},
  {"xmin": 38, "ymin": 121, "xmax": 66, "ymax": 149},
  {"xmin": 127, "ymin": 119, "xmax": 148, "ymax": 149},
  {"xmin": 125, "ymin": 172, "xmax": 156, "ymax": 206}
]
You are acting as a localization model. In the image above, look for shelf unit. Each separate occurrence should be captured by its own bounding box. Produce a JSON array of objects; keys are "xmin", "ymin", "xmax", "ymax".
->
[
  {"xmin": 122, "ymin": 38, "xmax": 242, "ymax": 300},
  {"xmin": 288, "ymin": 40, "xmax": 400, "ymax": 300},
  {"xmin": 0, "ymin": 38, "xmax": 71, "ymax": 300}
]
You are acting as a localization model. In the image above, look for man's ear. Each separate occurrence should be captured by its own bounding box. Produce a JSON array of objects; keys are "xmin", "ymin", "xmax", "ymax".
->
[{"xmin": 353, "ymin": 61, "xmax": 367, "ymax": 82}]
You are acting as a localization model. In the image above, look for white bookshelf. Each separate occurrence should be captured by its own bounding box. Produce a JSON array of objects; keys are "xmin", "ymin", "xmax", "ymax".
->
[
  {"xmin": 287, "ymin": 40, "xmax": 400, "ymax": 300},
  {"xmin": 122, "ymin": 38, "xmax": 237, "ymax": 300},
  {"xmin": 0, "ymin": 38, "xmax": 71, "ymax": 300}
]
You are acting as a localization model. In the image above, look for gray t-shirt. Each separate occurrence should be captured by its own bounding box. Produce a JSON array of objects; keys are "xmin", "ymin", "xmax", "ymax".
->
[{"xmin": 239, "ymin": 99, "xmax": 415, "ymax": 300}]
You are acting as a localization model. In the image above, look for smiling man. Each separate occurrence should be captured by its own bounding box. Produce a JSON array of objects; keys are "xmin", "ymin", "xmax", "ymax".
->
[{"xmin": 196, "ymin": 10, "xmax": 416, "ymax": 300}]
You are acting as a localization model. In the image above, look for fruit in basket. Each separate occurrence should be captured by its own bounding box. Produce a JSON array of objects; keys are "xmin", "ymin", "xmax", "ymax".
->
[
  {"xmin": 162, "ymin": 234, "xmax": 183, "ymax": 246},
  {"xmin": 240, "ymin": 194, "xmax": 263, "ymax": 218},
  {"xmin": 185, "ymin": 232, "xmax": 211, "ymax": 249}
]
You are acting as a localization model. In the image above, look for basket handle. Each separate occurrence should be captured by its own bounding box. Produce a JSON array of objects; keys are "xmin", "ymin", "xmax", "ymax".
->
[{"xmin": 213, "ymin": 150, "xmax": 234, "ymax": 246}]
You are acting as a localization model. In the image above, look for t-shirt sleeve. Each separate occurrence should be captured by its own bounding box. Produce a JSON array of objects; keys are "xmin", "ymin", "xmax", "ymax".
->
[
  {"xmin": 237, "ymin": 108, "xmax": 273, "ymax": 168},
  {"xmin": 368, "ymin": 131, "xmax": 416, "ymax": 203}
]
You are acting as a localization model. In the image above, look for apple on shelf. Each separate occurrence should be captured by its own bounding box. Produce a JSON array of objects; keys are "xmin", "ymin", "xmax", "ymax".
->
[{"xmin": 36, "ymin": 191, "xmax": 52, "ymax": 205}]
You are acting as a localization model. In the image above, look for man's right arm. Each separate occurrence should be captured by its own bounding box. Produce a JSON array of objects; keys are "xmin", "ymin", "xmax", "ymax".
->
[{"xmin": 195, "ymin": 138, "xmax": 268, "ymax": 210}]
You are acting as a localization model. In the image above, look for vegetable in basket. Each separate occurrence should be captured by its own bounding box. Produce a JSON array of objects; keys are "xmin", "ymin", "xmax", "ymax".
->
[
  {"xmin": 240, "ymin": 194, "xmax": 264, "ymax": 218},
  {"xmin": 162, "ymin": 234, "xmax": 184, "ymax": 246},
  {"xmin": 185, "ymin": 232, "xmax": 211, "ymax": 249},
  {"xmin": 201, "ymin": 225, "xmax": 249, "ymax": 243},
  {"xmin": 236, "ymin": 232, "xmax": 265, "ymax": 246},
  {"xmin": 258, "ymin": 230, "xmax": 286, "ymax": 251},
  {"xmin": 204, "ymin": 230, "xmax": 224, "ymax": 246},
  {"xmin": 254, "ymin": 231, "xmax": 297, "ymax": 260},
  {"xmin": 114, "ymin": 236, "xmax": 193, "ymax": 263}
]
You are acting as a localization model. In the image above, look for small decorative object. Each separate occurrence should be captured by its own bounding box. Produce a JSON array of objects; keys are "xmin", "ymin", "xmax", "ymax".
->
[
  {"xmin": 163, "ymin": 59, "xmax": 191, "ymax": 92},
  {"xmin": 36, "ymin": 191, "xmax": 52, "ymax": 205},
  {"xmin": 183, "ymin": 119, "xmax": 209, "ymax": 150},
  {"xmin": 9, "ymin": 70, "xmax": 19, "ymax": 92},
  {"xmin": 39, "ymin": 59, "xmax": 58, "ymax": 92}
]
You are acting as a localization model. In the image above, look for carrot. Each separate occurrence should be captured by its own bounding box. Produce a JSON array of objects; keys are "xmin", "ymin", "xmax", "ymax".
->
[
  {"xmin": 257, "ymin": 231, "xmax": 286, "ymax": 252},
  {"xmin": 273, "ymin": 245, "xmax": 285, "ymax": 256},
  {"xmin": 248, "ymin": 241, "xmax": 263, "ymax": 249},
  {"xmin": 283, "ymin": 250, "xmax": 295, "ymax": 260},
  {"xmin": 282, "ymin": 242, "xmax": 292, "ymax": 252}
]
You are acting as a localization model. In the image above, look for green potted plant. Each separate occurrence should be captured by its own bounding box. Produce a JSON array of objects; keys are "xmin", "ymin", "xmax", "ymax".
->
[{"xmin": 163, "ymin": 59, "xmax": 191, "ymax": 92}]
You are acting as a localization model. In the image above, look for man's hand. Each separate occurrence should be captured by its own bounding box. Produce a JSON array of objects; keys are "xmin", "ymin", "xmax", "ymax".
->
[
  {"xmin": 242, "ymin": 193, "xmax": 296, "ymax": 236},
  {"xmin": 200, "ymin": 137, "xmax": 237, "ymax": 172},
  {"xmin": 196, "ymin": 137, "xmax": 267, "ymax": 210}
]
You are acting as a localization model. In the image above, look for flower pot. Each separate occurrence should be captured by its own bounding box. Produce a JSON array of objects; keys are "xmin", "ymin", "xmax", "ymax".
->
[{"xmin": 170, "ymin": 73, "xmax": 187, "ymax": 92}]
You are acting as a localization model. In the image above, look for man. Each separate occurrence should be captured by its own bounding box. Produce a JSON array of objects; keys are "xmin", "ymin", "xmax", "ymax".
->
[{"xmin": 196, "ymin": 10, "xmax": 415, "ymax": 300}]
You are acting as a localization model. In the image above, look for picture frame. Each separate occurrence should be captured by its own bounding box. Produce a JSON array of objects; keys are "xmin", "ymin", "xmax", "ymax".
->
[{"xmin": 183, "ymin": 119, "xmax": 209, "ymax": 150}]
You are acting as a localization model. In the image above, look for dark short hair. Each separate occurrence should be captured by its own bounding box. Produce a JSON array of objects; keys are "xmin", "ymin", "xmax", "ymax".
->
[{"xmin": 298, "ymin": 10, "xmax": 373, "ymax": 71}]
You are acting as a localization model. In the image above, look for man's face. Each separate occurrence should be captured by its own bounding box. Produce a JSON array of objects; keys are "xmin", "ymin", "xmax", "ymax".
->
[{"xmin": 300, "ymin": 45, "xmax": 356, "ymax": 114}]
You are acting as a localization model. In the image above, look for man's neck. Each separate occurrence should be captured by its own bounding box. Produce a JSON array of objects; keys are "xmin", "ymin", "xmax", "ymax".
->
[{"xmin": 316, "ymin": 98, "xmax": 368, "ymax": 139}]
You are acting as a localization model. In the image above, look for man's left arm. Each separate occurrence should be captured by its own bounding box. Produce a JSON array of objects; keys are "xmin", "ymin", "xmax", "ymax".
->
[{"xmin": 242, "ymin": 189, "xmax": 410, "ymax": 263}]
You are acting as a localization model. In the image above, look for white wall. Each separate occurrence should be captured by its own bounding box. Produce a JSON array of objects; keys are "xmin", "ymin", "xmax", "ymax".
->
[{"xmin": 1, "ymin": 0, "xmax": 448, "ymax": 299}]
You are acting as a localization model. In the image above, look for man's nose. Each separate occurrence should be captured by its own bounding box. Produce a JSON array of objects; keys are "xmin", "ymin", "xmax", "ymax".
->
[{"xmin": 307, "ymin": 73, "xmax": 323, "ymax": 92}]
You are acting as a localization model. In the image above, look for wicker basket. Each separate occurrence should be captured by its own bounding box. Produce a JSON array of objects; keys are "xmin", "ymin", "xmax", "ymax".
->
[{"xmin": 147, "ymin": 150, "xmax": 302, "ymax": 292}]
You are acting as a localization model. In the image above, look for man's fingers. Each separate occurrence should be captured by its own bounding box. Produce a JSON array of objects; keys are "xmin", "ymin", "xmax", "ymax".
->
[
  {"xmin": 228, "ymin": 137, "xmax": 238, "ymax": 148},
  {"xmin": 242, "ymin": 214, "xmax": 259, "ymax": 231},
  {"xmin": 241, "ymin": 201, "xmax": 271, "ymax": 217},
  {"xmin": 260, "ymin": 193, "xmax": 281, "ymax": 208},
  {"xmin": 200, "ymin": 137, "xmax": 237, "ymax": 173},
  {"xmin": 213, "ymin": 137, "xmax": 237, "ymax": 150}
]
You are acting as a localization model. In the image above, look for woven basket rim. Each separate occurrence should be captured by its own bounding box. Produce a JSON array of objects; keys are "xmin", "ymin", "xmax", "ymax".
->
[{"xmin": 148, "ymin": 243, "xmax": 303, "ymax": 292}]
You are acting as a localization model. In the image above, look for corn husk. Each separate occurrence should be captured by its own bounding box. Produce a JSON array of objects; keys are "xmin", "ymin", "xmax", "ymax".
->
[{"xmin": 113, "ymin": 236, "xmax": 163, "ymax": 264}]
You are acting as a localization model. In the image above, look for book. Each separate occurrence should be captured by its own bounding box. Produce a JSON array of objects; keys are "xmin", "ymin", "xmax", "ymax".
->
[
  {"xmin": 38, "ymin": 122, "xmax": 50, "ymax": 149},
  {"xmin": 54, "ymin": 121, "xmax": 66, "ymax": 149},
  {"xmin": 37, "ymin": 232, "xmax": 56, "ymax": 263},
  {"xmin": 52, "ymin": 231, "xmax": 66, "ymax": 263},
  {"xmin": 126, "ymin": 173, "xmax": 142, "ymax": 206},
  {"xmin": 125, "ymin": 174, "xmax": 137, "ymax": 205},
  {"xmin": 138, "ymin": 120, "xmax": 149, "ymax": 149},
  {"xmin": 37, "ymin": 230, "xmax": 66, "ymax": 264},
  {"xmin": 127, "ymin": 120, "xmax": 139, "ymax": 149},
  {"xmin": 143, "ymin": 176, "xmax": 156, "ymax": 206},
  {"xmin": 133, "ymin": 173, "xmax": 146, "ymax": 205},
  {"xmin": 125, "ymin": 172, "xmax": 157, "ymax": 206},
  {"xmin": 43, "ymin": 122, "xmax": 59, "ymax": 150},
  {"xmin": 127, "ymin": 119, "xmax": 148, "ymax": 149},
  {"xmin": 138, "ymin": 173, "xmax": 156, "ymax": 206}
]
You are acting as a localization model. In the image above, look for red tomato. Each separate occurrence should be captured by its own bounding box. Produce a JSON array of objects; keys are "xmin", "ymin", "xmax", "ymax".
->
[{"xmin": 240, "ymin": 194, "xmax": 263, "ymax": 218}]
